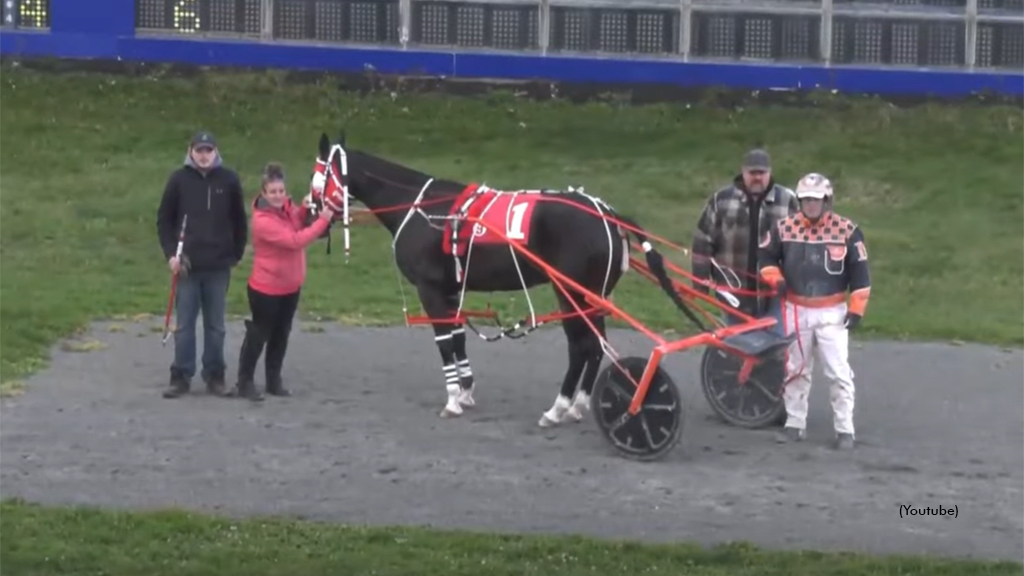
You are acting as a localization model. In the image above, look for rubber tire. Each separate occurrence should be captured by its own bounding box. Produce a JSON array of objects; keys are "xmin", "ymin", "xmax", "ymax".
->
[
  {"xmin": 700, "ymin": 346, "xmax": 787, "ymax": 429},
  {"xmin": 591, "ymin": 356, "xmax": 683, "ymax": 462}
]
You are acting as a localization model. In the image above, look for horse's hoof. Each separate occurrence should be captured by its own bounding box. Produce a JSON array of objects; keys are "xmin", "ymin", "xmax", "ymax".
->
[
  {"xmin": 564, "ymin": 405, "xmax": 585, "ymax": 423},
  {"xmin": 457, "ymin": 387, "xmax": 475, "ymax": 408},
  {"xmin": 440, "ymin": 406, "xmax": 463, "ymax": 418},
  {"xmin": 440, "ymin": 397, "xmax": 464, "ymax": 418},
  {"xmin": 564, "ymin": 392, "xmax": 591, "ymax": 423},
  {"xmin": 538, "ymin": 413, "xmax": 562, "ymax": 428},
  {"xmin": 539, "ymin": 395, "xmax": 571, "ymax": 428}
]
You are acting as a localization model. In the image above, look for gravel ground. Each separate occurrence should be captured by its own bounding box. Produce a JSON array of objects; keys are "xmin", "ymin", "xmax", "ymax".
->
[{"xmin": 1, "ymin": 319, "xmax": 1021, "ymax": 561}]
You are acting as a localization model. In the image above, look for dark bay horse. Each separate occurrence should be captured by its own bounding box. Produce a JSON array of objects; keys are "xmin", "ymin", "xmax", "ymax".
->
[{"xmin": 308, "ymin": 132, "xmax": 683, "ymax": 427}]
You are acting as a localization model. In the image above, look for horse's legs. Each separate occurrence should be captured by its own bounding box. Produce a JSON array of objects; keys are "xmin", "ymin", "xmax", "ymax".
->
[
  {"xmin": 444, "ymin": 294, "xmax": 476, "ymax": 405},
  {"xmin": 416, "ymin": 284, "xmax": 469, "ymax": 418},
  {"xmin": 565, "ymin": 313, "xmax": 607, "ymax": 423},
  {"xmin": 538, "ymin": 295, "xmax": 590, "ymax": 427}
]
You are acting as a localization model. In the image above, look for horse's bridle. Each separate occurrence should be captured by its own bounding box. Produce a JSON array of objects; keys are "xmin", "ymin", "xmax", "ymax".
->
[{"xmin": 312, "ymin": 144, "xmax": 353, "ymax": 262}]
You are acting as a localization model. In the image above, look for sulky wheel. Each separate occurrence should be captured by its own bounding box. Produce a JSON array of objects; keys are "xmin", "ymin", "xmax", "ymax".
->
[
  {"xmin": 591, "ymin": 356, "xmax": 683, "ymax": 462},
  {"xmin": 700, "ymin": 346, "xmax": 787, "ymax": 429}
]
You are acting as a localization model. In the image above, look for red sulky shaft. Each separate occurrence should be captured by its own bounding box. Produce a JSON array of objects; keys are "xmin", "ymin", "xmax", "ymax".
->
[{"xmin": 468, "ymin": 217, "xmax": 667, "ymax": 347}]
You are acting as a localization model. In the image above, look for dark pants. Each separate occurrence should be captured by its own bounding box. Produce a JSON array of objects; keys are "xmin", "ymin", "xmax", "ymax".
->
[{"xmin": 237, "ymin": 284, "xmax": 300, "ymax": 391}]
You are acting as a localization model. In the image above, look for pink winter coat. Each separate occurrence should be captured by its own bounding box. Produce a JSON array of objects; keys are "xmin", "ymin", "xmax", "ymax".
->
[{"xmin": 247, "ymin": 195, "xmax": 330, "ymax": 296}]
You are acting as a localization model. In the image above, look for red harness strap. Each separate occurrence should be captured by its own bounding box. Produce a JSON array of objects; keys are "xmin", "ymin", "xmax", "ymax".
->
[
  {"xmin": 781, "ymin": 297, "xmax": 807, "ymax": 387},
  {"xmin": 441, "ymin": 182, "xmax": 487, "ymax": 258}
]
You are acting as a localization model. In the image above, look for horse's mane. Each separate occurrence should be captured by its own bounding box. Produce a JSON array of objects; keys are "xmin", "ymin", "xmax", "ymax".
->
[{"xmin": 347, "ymin": 149, "xmax": 466, "ymax": 200}]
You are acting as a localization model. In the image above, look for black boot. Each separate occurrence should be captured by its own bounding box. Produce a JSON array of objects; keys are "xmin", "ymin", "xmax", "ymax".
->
[
  {"xmin": 227, "ymin": 320, "xmax": 265, "ymax": 402},
  {"xmin": 265, "ymin": 373, "xmax": 291, "ymax": 397},
  {"xmin": 234, "ymin": 375, "xmax": 264, "ymax": 402},
  {"xmin": 203, "ymin": 370, "xmax": 228, "ymax": 397},
  {"xmin": 162, "ymin": 369, "xmax": 190, "ymax": 399},
  {"xmin": 264, "ymin": 328, "xmax": 292, "ymax": 397}
]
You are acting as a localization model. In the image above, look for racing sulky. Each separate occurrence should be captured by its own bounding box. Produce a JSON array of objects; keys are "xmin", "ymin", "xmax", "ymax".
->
[{"xmin": 303, "ymin": 131, "xmax": 687, "ymax": 429}]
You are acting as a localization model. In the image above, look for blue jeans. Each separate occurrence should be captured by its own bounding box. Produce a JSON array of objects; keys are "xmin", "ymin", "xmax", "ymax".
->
[
  {"xmin": 723, "ymin": 296, "xmax": 785, "ymax": 336},
  {"xmin": 171, "ymin": 268, "xmax": 231, "ymax": 381}
]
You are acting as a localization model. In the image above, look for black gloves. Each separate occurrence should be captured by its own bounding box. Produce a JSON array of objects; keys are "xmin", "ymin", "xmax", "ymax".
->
[{"xmin": 844, "ymin": 312, "xmax": 861, "ymax": 331}]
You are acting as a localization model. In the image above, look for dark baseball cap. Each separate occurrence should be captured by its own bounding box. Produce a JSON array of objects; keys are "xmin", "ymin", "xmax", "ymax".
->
[
  {"xmin": 190, "ymin": 130, "xmax": 217, "ymax": 149},
  {"xmin": 742, "ymin": 149, "xmax": 771, "ymax": 171}
]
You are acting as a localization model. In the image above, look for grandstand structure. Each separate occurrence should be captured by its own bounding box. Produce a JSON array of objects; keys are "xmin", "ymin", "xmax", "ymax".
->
[{"xmin": 3, "ymin": 0, "xmax": 1022, "ymax": 95}]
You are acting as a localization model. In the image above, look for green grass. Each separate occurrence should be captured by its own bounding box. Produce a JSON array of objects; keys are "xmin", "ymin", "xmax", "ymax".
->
[
  {"xmin": 2, "ymin": 66, "xmax": 1022, "ymax": 383},
  {"xmin": 1, "ymin": 499, "xmax": 1020, "ymax": 576}
]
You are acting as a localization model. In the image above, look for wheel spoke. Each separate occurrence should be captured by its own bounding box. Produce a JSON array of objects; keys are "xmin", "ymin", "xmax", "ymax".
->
[
  {"xmin": 749, "ymin": 378, "xmax": 780, "ymax": 403},
  {"xmin": 605, "ymin": 379, "xmax": 634, "ymax": 402},
  {"xmin": 640, "ymin": 413, "xmax": 657, "ymax": 449},
  {"xmin": 608, "ymin": 413, "xmax": 631, "ymax": 434}
]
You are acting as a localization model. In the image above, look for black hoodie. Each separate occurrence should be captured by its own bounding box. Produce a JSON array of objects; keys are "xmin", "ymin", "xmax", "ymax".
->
[{"xmin": 156, "ymin": 149, "xmax": 248, "ymax": 272}]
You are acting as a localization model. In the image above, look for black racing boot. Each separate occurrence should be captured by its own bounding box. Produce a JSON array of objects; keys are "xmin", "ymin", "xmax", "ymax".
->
[
  {"xmin": 834, "ymin": 433, "xmax": 855, "ymax": 450},
  {"xmin": 162, "ymin": 369, "xmax": 190, "ymax": 399},
  {"xmin": 226, "ymin": 320, "xmax": 265, "ymax": 402},
  {"xmin": 775, "ymin": 426, "xmax": 805, "ymax": 444},
  {"xmin": 773, "ymin": 411, "xmax": 788, "ymax": 427},
  {"xmin": 264, "ymin": 330, "xmax": 292, "ymax": 397}
]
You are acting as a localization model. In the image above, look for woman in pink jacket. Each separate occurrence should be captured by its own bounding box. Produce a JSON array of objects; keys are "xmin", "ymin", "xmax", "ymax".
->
[{"xmin": 229, "ymin": 162, "xmax": 338, "ymax": 401}]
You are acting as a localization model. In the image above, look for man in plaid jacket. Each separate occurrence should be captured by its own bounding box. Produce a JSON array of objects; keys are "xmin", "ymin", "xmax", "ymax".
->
[{"xmin": 690, "ymin": 149, "xmax": 799, "ymax": 332}]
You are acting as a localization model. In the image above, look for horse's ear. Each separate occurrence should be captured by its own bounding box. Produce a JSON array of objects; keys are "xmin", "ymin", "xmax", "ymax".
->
[
  {"xmin": 338, "ymin": 128, "xmax": 346, "ymax": 148},
  {"xmin": 318, "ymin": 133, "xmax": 330, "ymax": 159}
]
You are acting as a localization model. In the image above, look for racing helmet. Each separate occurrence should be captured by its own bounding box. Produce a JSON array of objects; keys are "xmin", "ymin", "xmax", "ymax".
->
[{"xmin": 795, "ymin": 172, "xmax": 833, "ymax": 221}]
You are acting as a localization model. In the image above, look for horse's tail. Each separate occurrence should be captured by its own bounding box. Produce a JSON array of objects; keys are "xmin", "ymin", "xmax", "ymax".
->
[{"xmin": 611, "ymin": 212, "xmax": 708, "ymax": 333}]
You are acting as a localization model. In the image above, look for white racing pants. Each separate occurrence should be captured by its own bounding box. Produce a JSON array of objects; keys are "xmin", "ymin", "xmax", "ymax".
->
[{"xmin": 780, "ymin": 299, "xmax": 856, "ymax": 436}]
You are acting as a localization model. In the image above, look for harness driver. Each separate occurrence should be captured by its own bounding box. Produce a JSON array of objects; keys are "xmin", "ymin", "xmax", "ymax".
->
[{"xmin": 758, "ymin": 173, "xmax": 872, "ymax": 450}]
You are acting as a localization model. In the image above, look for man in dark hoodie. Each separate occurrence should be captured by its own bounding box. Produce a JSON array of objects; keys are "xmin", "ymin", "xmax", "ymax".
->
[
  {"xmin": 157, "ymin": 131, "xmax": 249, "ymax": 398},
  {"xmin": 690, "ymin": 149, "xmax": 799, "ymax": 332}
]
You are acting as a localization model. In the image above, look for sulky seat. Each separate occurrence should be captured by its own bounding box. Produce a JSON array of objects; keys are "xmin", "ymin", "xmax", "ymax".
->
[{"xmin": 718, "ymin": 327, "xmax": 796, "ymax": 359}]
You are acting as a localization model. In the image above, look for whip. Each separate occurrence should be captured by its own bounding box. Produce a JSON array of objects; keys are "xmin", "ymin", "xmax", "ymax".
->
[{"xmin": 161, "ymin": 214, "xmax": 188, "ymax": 346}]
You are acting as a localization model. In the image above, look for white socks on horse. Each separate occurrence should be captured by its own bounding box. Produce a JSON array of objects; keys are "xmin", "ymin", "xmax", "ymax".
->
[{"xmin": 538, "ymin": 391, "xmax": 590, "ymax": 427}]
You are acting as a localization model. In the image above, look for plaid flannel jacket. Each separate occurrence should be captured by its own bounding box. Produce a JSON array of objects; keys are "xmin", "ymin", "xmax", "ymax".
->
[{"xmin": 690, "ymin": 176, "xmax": 799, "ymax": 313}]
